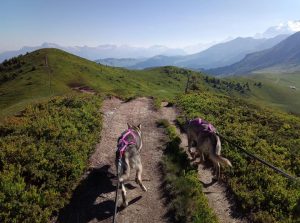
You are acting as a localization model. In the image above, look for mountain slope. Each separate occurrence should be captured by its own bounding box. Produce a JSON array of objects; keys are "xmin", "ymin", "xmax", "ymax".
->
[
  {"xmin": 129, "ymin": 35, "xmax": 288, "ymax": 69},
  {"xmin": 175, "ymin": 34, "xmax": 289, "ymax": 69},
  {"xmin": 1, "ymin": 48, "xmax": 299, "ymax": 120},
  {"xmin": 0, "ymin": 48, "xmax": 194, "ymax": 118},
  {"xmin": 209, "ymin": 31, "xmax": 300, "ymax": 76}
]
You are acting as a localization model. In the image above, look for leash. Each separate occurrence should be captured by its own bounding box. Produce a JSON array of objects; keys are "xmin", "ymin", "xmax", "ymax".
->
[
  {"xmin": 217, "ymin": 133, "xmax": 299, "ymax": 181},
  {"xmin": 113, "ymin": 158, "xmax": 122, "ymax": 223}
]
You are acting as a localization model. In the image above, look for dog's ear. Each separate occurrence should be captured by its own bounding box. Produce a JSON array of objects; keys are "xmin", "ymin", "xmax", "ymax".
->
[
  {"xmin": 127, "ymin": 123, "xmax": 133, "ymax": 129},
  {"xmin": 137, "ymin": 123, "xmax": 142, "ymax": 130}
]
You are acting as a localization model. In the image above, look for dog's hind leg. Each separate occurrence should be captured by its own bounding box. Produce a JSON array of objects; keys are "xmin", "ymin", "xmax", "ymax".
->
[
  {"xmin": 121, "ymin": 183, "xmax": 128, "ymax": 207},
  {"xmin": 135, "ymin": 163, "xmax": 147, "ymax": 192},
  {"xmin": 212, "ymin": 162, "xmax": 220, "ymax": 181},
  {"xmin": 119, "ymin": 157, "xmax": 131, "ymax": 183},
  {"xmin": 195, "ymin": 143, "xmax": 205, "ymax": 164},
  {"xmin": 187, "ymin": 134, "xmax": 196, "ymax": 160}
]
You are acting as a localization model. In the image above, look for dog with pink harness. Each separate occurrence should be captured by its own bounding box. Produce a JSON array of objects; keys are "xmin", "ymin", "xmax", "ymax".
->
[
  {"xmin": 187, "ymin": 118, "xmax": 232, "ymax": 180},
  {"xmin": 115, "ymin": 123, "xmax": 147, "ymax": 207}
]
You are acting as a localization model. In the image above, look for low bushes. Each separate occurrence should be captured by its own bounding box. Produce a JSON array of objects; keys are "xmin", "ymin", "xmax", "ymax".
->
[
  {"xmin": 0, "ymin": 94, "xmax": 102, "ymax": 222},
  {"xmin": 176, "ymin": 92, "xmax": 300, "ymax": 223}
]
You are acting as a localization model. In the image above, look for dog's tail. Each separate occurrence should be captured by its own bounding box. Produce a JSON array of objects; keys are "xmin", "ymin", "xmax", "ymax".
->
[
  {"xmin": 212, "ymin": 134, "xmax": 232, "ymax": 167},
  {"xmin": 214, "ymin": 155, "xmax": 232, "ymax": 167}
]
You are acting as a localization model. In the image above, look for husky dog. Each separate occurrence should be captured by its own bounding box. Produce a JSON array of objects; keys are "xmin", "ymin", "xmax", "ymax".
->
[
  {"xmin": 115, "ymin": 123, "xmax": 147, "ymax": 207},
  {"xmin": 187, "ymin": 118, "xmax": 232, "ymax": 180}
]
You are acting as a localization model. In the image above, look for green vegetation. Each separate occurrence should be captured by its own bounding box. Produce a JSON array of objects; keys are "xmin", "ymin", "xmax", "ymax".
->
[
  {"xmin": 1, "ymin": 48, "xmax": 300, "ymax": 222},
  {"xmin": 0, "ymin": 48, "xmax": 260, "ymax": 120},
  {"xmin": 0, "ymin": 49, "xmax": 192, "ymax": 119},
  {"xmin": 227, "ymin": 72, "xmax": 300, "ymax": 114},
  {"xmin": 176, "ymin": 92, "xmax": 300, "ymax": 223},
  {"xmin": 0, "ymin": 94, "xmax": 102, "ymax": 222},
  {"xmin": 157, "ymin": 119, "xmax": 218, "ymax": 223},
  {"xmin": 203, "ymin": 75, "xmax": 251, "ymax": 94}
]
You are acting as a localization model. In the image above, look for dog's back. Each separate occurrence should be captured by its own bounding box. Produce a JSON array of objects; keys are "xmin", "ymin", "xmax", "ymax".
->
[{"xmin": 116, "ymin": 126, "xmax": 142, "ymax": 168}]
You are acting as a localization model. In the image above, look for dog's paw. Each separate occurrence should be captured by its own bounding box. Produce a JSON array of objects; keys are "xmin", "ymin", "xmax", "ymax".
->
[
  {"xmin": 122, "ymin": 202, "xmax": 128, "ymax": 208},
  {"xmin": 142, "ymin": 185, "xmax": 147, "ymax": 192}
]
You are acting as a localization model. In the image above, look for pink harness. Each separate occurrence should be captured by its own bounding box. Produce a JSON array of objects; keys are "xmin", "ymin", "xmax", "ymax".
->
[
  {"xmin": 190, "ymin": 118, "xmax": 216, "ymax": 133},
  {"xmin": 117, "ymin": 129, "xmax": 137, "ymax": 157}
]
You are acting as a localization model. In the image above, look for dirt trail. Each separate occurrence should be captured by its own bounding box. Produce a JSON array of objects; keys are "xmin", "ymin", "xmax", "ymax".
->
[
  {"xmin": 58, "ymin": 97, "xmax": 169, "ymax": 223},
  {"xmin": 58, "ymin": 98, "xmax": 245, "ymax": 223},
  {"xmin": 161, "ymin": 104, "xmax": 246, "ymax": 223}
]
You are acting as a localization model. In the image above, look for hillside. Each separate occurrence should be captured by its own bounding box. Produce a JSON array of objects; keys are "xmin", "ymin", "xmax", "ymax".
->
[
  {"xmin": 226, "ymin": 72, "xmax": 300, "ymax": 114},
  {"xmin": 0, "ymin": 48, "xmax": 192, "ymax": 118},
  {"xmin": 176, "ymin": 92, "xmax": 300, "ymax": 222},
  {"xmin": 208, "ymin": 31, "xmax": 300, "ymax": 75},
  {"xmin": 1, "ymin": 48, "xmax": 299, "ymax": 119}
]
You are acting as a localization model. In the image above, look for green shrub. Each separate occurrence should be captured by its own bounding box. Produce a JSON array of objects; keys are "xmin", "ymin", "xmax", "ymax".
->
[
  {"xmin": 0, "ymin": 94, "xmax": 102, "ymax": 222},
  {"xmin": 176, "ymin": 92, "xmax": 300, "ymax": 222}
]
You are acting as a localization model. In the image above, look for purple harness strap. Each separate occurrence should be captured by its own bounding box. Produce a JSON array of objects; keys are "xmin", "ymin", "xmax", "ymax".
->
[
  {"xmin": 117, "ymin": 129, "xmax": 137, "ymax": 157},
  {"xmin": 190, "ymin": 118, "xmax": 216, "ymax": 133}
]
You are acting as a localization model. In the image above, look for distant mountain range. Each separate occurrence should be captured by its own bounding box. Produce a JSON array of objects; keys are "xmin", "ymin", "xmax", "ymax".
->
[
  {"xmin": 95, "ymin": 58, "xmax": 146, "ymax": 67},
  {"xmin": 0, "ymin": 43, "xmax": 186, "ymax": 62},
  {"xmin": 2, "ymin": 28, "xmax": 299, "ymax": 76},
  {"xmin": 97, "ymin": 34, "xmax": 288, "ymax": 69},
  {"xmin": 207, "ymin": 31, "xmax": 300, "ymax": 76}
]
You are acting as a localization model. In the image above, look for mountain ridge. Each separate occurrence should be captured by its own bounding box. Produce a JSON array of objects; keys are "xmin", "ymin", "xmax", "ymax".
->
[
  {"xmin": 122, "ymin": 34, "xmax": 289, "ymax": 69},
  {"xmin": 207, "ymin": 31, "xmax": 300, "ymax": 76}
]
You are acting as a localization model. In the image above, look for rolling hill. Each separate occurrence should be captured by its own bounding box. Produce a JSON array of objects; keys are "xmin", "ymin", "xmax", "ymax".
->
[
  {"xmin": 208, "ymin": 31, "xmax": 300, "ymax": 76},
  {"xmin": 1, "ymin": 48, "xmax": 299, "ymax": 120},
  {"xmin": 0, "ymin": 48, "xmax": 195, "ymax": 118}
]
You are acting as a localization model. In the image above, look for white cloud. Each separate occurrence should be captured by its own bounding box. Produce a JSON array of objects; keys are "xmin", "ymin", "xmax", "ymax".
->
[
  {"xmin": 287, "ymin": 20, "xmax": 300, "ymax": 31},
  {"xmin": 255, "ymin": 20, "xmax": 300, "ymax": 38}
]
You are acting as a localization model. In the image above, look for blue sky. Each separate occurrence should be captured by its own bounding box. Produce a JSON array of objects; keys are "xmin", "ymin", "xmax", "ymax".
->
[{"xmin": 1, "ymin": 0, "xmax": 300, "ymax": 51}]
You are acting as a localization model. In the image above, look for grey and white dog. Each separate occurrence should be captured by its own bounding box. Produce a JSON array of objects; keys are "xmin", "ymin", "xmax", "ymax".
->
[
  {"xmin": 115, "ymin": 123, "xmax": 147, "ymax": 207},
  {"xmin": 187, "ymin": 118, "xmax": 232, "ymax": 180}
]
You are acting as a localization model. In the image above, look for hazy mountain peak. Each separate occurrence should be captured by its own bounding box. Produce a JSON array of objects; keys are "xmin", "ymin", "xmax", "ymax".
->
[{"xmin": 256, "ymin": 20, "xmax": 300, "ymax": 38}]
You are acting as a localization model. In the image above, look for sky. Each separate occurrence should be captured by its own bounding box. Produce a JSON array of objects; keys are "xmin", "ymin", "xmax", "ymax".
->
[{"xmin": 1, "ymin": 0, "xmax": 300, "ymax": 51}]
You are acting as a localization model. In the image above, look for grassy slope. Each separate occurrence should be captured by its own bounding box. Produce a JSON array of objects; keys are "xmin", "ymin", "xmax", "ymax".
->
[
  {"xmin": 2, "ymin": 48, "xmax": 299, "ymax": 119},
  {"xmin": 227, "ymin": 72, "xmax": 300, "ymax": 114},
  {"xmin": 176, "ymin": 92, "xmax": 300, "ymax": 223},
  {"xmin": 0, "ymin": 48, "xmax": 190, "ymax": 118}
]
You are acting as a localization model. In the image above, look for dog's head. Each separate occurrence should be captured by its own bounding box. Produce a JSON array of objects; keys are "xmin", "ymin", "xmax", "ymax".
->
[{"xmin": 127, "ymin": 123, "xmax": 142, "ymax": 136}]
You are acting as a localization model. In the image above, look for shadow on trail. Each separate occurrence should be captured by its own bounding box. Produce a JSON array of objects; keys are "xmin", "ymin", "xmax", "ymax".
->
[{"xmin": 57, "ymin": 165, "xmax": 116, "ymax": 223}]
